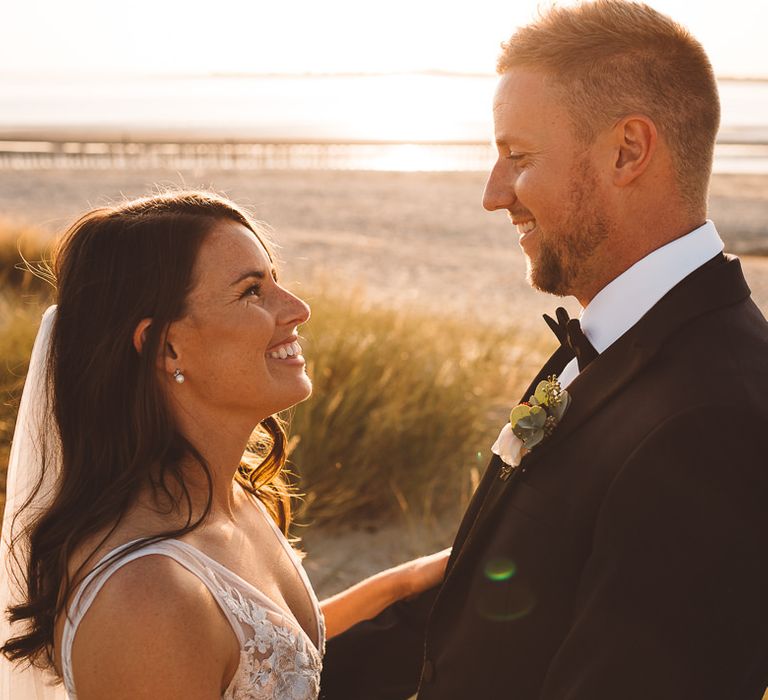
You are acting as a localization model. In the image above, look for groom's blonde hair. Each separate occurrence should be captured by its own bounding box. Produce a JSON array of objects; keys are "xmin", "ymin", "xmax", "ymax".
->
[{"xmin": 497, "ymin": 0, "xmax": 720, "ymax": 212}]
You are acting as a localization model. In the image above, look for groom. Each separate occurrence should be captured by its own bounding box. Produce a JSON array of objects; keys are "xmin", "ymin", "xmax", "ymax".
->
[{"xmin": 321, "ymin": 2, "xmax": 768, "ymax": 698}]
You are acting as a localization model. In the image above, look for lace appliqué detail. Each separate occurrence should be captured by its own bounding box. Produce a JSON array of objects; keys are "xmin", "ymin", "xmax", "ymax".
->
[{"xmin": 209, "ymin": 569, "xmax": 323, "ymax": 700}]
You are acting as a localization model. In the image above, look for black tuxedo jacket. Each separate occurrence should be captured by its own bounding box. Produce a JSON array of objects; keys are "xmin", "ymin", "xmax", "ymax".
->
[{"xmin": 320, "ymin": 254, "xmax": 768, "ymax": 700}]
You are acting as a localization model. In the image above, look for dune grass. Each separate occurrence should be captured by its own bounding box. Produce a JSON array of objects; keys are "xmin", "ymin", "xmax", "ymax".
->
[
  {"xmin": 286, "ymin": 286, "xmax": 542, "ymax": 525},
  {"xmin": 0, "ymin": 218, "xmax": 54, "ymax": 295}
]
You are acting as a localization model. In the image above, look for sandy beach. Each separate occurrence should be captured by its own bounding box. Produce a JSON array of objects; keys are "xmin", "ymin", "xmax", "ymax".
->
[
  {"xmin": 2, "ymin": 168, "xmax": 768, "ymax": 330},
  {"xmin": 1, "ymin": 167, "xmax": 767, "ymax": 596}
]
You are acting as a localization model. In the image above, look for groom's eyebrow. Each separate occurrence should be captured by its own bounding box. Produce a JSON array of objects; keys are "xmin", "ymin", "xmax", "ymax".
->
[{"xmin": 496, "ymin": 136, "xmax": 530, "ymax": 149}]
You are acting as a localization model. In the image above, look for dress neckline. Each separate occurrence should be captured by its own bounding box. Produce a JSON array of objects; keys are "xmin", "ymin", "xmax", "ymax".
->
[
  {"xmin": 172, "ymin": 534, "xmax": 323, "ymax": 653},
  {"xmin": 87, "ymin": 493, "xmax": 323, "ymax": 654}
]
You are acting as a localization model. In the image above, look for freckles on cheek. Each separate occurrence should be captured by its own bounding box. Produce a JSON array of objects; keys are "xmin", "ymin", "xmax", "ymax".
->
[{"xmin": 188, "ymin": 323, "xmax": 236, "ymax": 364}]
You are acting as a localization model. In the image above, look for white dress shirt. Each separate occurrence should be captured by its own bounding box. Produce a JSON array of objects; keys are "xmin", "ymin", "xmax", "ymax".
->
[{"xmin": 558, "ymin": 220, "xmax": 724, "ymax": 389}]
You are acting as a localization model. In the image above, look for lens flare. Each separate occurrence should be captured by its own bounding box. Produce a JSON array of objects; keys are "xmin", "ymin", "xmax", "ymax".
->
[
  {"xmin": 484, "ymin": 558, "xmax": 517, "ymax": 582},
  {"xmin": 477, "ymin": 557, "xmax": 536, "ymax": 622}
]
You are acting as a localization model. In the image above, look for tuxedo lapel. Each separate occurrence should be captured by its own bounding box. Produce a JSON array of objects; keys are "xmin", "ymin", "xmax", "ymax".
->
[
  {"xmin": 446, "ymin": 343, "xmax": 573, "ymax": 569},
  {"xmin": 446, "ymin": 254, "xmax": 749, "ymax": 582}
]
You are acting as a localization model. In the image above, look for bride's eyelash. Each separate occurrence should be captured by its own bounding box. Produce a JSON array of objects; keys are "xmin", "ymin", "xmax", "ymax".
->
[{"xmin": 242, "ymin": 283, "xmax": 262, "ymax": 298}]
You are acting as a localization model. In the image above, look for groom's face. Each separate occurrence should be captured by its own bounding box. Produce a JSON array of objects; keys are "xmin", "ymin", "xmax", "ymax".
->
[{"xmin": 483, "ymin": 68, "xmax": 613, "ymax": 299}]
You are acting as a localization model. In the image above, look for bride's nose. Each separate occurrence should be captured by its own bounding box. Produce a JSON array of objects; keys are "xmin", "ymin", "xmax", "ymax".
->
[{"xmin": 277, "ymin": 289, "xmax": 310, "ymax": 327}]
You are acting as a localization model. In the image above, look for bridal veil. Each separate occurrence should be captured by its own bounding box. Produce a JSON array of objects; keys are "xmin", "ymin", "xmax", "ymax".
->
[{"xmin": 0, "ymin": 305, "xmax": 67, "ymax": 699}]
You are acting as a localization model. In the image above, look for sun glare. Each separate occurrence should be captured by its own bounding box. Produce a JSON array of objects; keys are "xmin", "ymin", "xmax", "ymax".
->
[{"xmin": 366, "ymin": 145, "xmax": 451, "ymax": 172}]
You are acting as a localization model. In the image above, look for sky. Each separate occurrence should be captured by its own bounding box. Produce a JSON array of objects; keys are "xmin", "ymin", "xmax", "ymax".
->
[{"xmin": 3, "ymin": 0, "xmax": 768, "ymax": 79}]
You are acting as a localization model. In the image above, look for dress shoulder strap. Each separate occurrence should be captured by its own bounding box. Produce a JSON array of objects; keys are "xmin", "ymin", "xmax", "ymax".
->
[{"xmin": 59, "ymin": 539, "xmax": 244, "ymax": 698}]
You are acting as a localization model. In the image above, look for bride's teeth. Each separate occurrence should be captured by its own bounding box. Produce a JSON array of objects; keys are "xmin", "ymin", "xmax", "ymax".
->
[{"xmin": 267, "ymin": 340, "xmax": 303, "ymax": 359}]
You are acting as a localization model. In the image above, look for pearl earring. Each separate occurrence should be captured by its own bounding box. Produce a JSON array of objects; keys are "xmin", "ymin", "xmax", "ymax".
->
[{"xmin": 173, "ymin": 369, "xmax": 185, "ymax": 384}]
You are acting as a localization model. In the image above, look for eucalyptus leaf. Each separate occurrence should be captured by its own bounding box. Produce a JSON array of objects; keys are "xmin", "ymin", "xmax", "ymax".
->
[
  {"xmin": 523, "ymin": 430, "xmax": 545, "ymax": 450},
  {"xmin": 529, "ymin": 405, "xmax": 547, "ymax": 427},
  {"xmin": 510, "ymin": 404, "xmax": 532, "ymax": 426},
  {"xmin": 534, "ymin": 381, "xmax": 550, "ymax": 406},
  {"xmin": 512, "ymin": 423, "xmax": 536, "ymax": 440}
]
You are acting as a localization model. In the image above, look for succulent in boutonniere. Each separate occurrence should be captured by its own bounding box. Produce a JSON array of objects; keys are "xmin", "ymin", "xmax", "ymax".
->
[{"xmin": 492, "ymin": 375, "xmax": 571, "ymax": 480}]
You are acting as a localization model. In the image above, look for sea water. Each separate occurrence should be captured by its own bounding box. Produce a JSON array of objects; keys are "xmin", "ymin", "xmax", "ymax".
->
[{"xmin": 1, "ymin": 73, "xmax": 766, "ymax": 172}]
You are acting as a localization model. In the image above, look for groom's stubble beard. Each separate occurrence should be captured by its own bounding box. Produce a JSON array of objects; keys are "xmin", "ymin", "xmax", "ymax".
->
[{"xmin": 526, "ymin": 154, "xmax": 613, "ymax": 298}]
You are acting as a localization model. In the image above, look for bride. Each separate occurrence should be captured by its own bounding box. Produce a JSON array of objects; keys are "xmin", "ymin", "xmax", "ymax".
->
[{"xmin": 0, "ymin": 191, "xmax": 448, "ymax": 699}]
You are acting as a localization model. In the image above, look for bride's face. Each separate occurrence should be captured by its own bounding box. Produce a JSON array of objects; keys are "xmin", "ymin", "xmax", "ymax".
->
[{"xmin": 166, "ymin": 219, "xmax": 311, "ymax": 422}]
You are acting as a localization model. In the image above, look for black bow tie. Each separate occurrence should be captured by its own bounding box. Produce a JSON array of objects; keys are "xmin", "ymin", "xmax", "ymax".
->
[{"xmin": 543, "ymin": 307, "xmax": 599, "ymax": 372}]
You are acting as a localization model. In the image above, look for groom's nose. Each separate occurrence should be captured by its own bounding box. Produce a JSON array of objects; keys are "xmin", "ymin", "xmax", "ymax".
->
[{"xmin": 483, "ymin": 158, "xmax": 517, "ymax": 211}]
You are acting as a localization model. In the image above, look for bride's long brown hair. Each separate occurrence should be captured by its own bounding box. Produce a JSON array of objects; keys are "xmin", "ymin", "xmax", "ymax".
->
[{"xmin": 1, "ymin": 191, "xmax": 293, "ymax": 670}]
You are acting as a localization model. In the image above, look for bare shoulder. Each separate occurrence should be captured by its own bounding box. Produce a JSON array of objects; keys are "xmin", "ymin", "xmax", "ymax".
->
[{"xmin": 69, "ymin": 553, "xmax": 239, "ymax": 700}]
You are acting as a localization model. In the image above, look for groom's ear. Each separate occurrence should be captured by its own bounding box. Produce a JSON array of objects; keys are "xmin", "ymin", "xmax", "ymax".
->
[{"xmin": 611, "ymin": 114, "xmax": 657, "ymax": 187}]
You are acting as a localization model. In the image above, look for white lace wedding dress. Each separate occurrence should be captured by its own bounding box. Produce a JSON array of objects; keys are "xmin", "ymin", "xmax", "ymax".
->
[{"xmin": 60, "ymin": 501, "xmax": 325, "ymax": 700}]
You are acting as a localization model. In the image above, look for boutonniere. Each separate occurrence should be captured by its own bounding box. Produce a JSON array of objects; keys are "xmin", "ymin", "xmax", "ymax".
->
[{"xmin": 492, "ymin": 375, "xmax": 571, "ymax": 480}]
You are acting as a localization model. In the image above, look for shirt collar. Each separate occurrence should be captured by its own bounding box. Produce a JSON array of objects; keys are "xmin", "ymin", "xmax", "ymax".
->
[{"xmin": 580, "ymin": 220, "xmax": 724, "ymax": 354}]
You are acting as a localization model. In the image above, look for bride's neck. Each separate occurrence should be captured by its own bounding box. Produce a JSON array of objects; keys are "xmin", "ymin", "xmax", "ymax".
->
[
  {"xmin": 140, "ymin": 447, "xmax": 249, "ymax": 525},
  {"xmin": 165, "ymin": 408, "xmax": 265, "ymax": 520}
]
